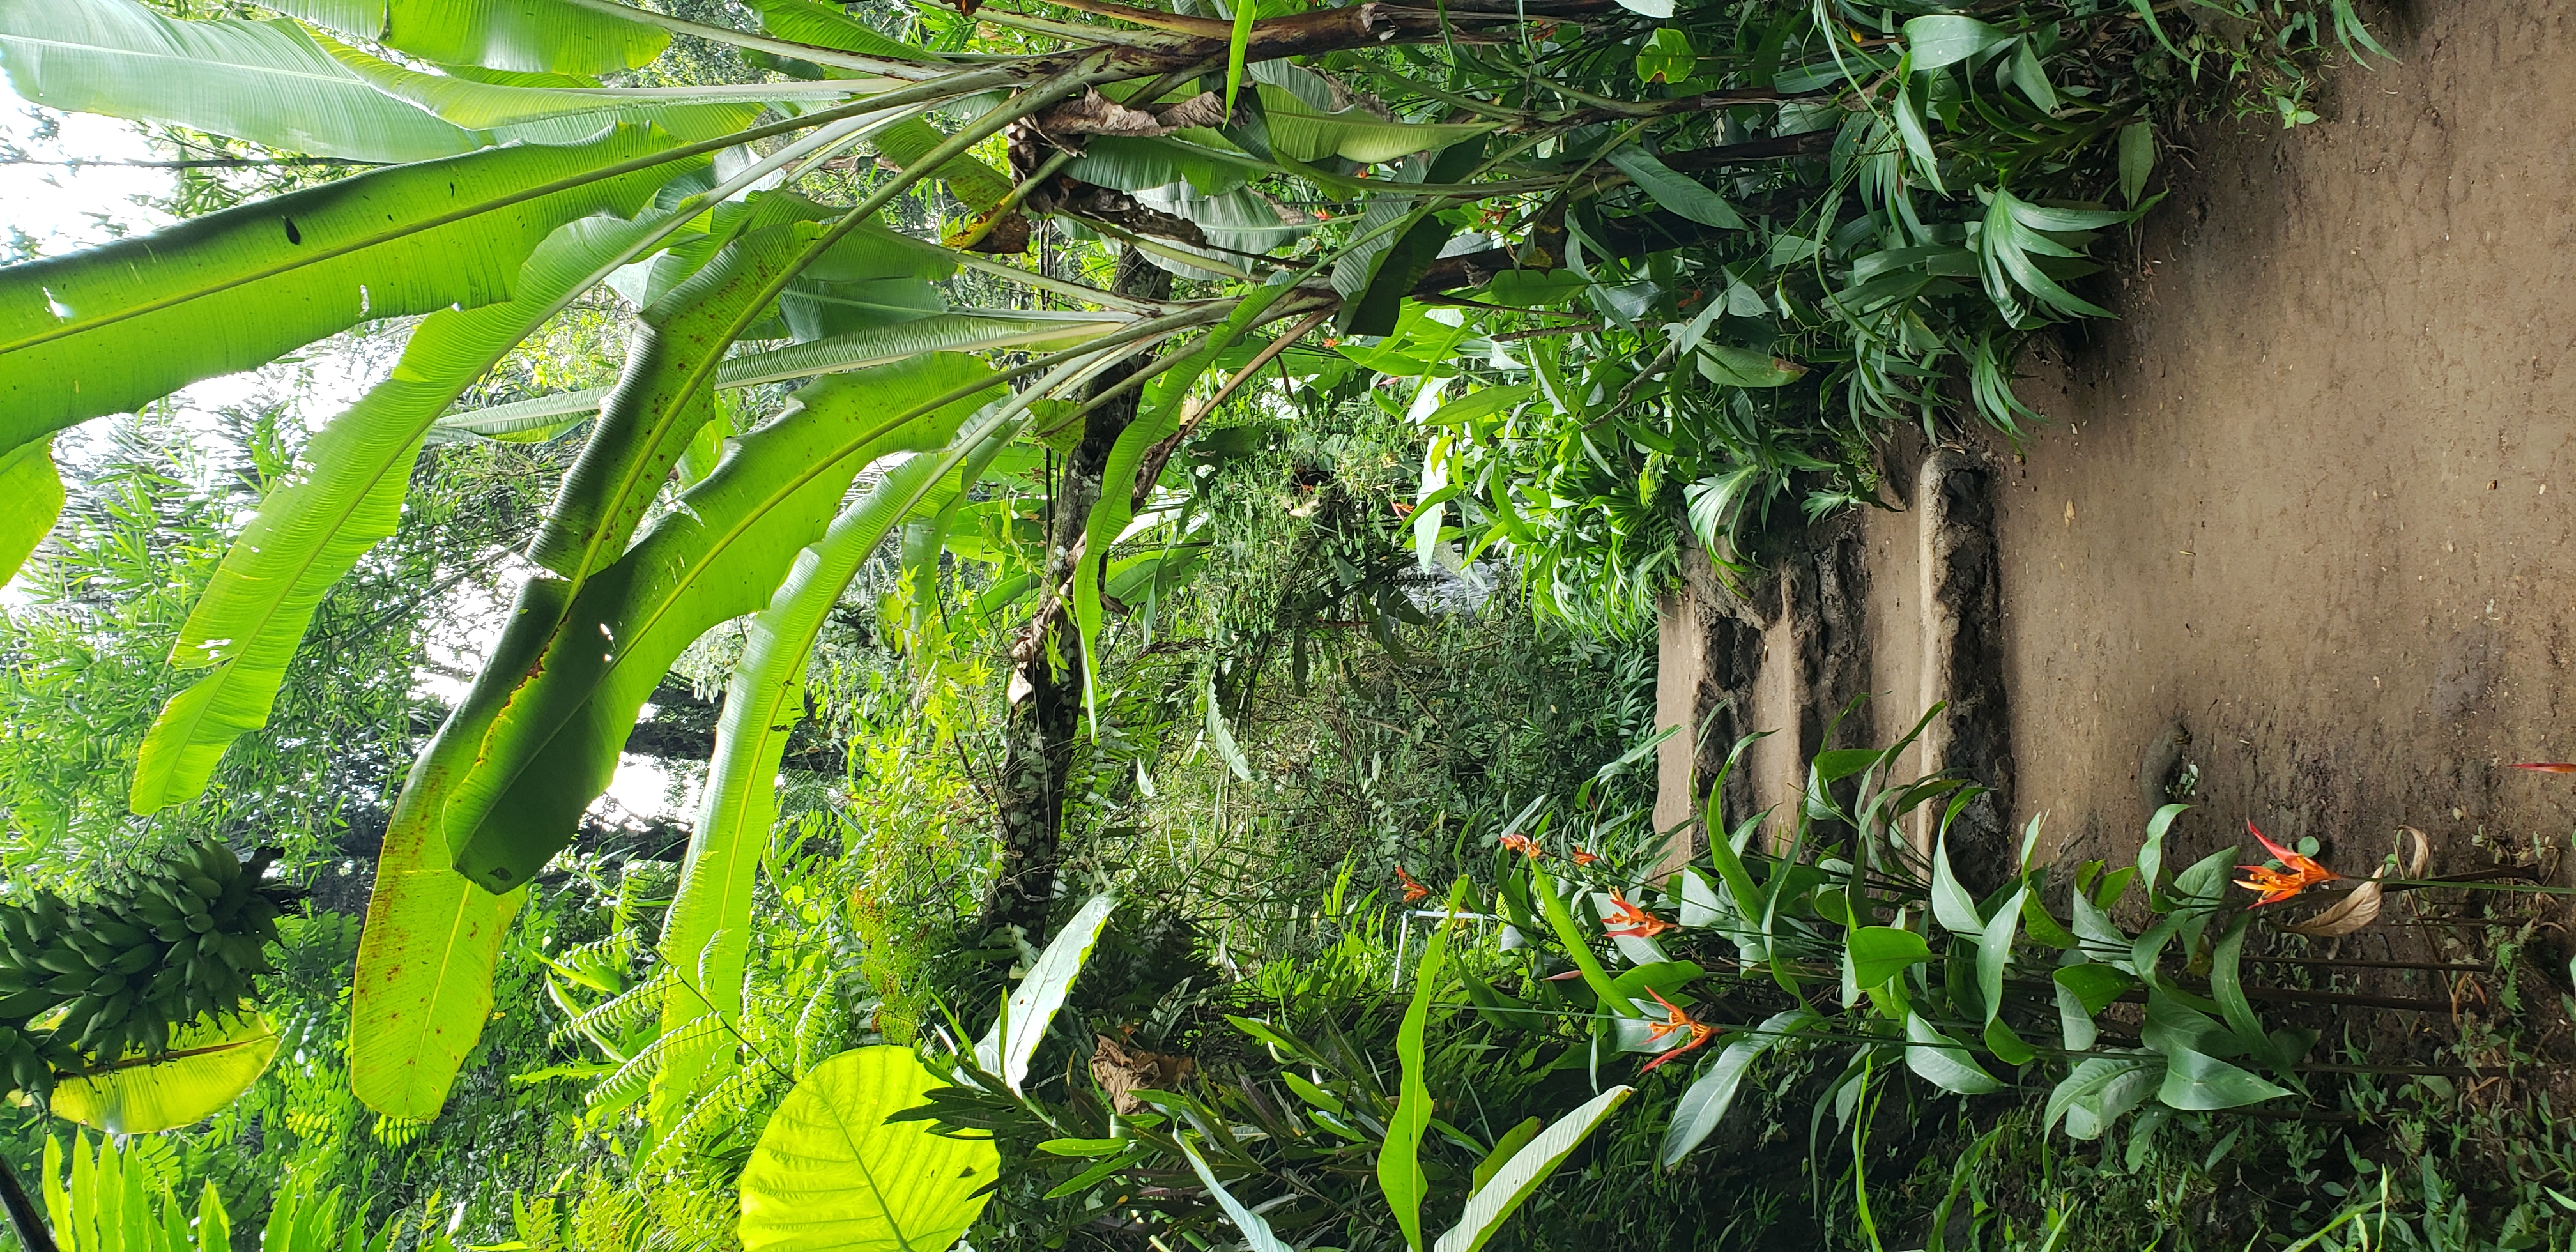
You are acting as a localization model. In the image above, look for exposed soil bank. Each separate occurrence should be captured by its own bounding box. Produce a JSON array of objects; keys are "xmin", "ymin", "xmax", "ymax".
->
[
  {"xmin": 1659, "ymin": 0, "xmax": 2576, "ymax": 905},
  {"xmin": 1986, "ymin": 0, "xmax": 2576, "ymax": 883}
]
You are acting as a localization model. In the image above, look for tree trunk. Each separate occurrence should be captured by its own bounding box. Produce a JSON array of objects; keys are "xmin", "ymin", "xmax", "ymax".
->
[{"xmin": 981, "ymin": 248, "xmax": 1170, "ymax": 940}]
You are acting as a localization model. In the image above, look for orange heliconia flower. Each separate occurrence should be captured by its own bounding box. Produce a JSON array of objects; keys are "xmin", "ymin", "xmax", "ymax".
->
[
  {"xmin": 1395, "ymin": 866, "xmax": 1430, "ymax": 905},
  {"xmin": 2513, "ymin": 762, "xmax": 2576, "ymax": 774},
  {"xmin": 1602, "ymin": 892, "xmax": 1672, "ymax": 940},
  {"xmin": 1499, "ymin": 831, "xmax": 1543, "ymax": 859},
  {"xmin": 1568, "ymin": 847, "xmax": 1602, "ymax": 867},
  {"xmin": 2235, "ymin": 821, "xmax": 2342, "ymax": 906},
  {"xmin": 1639, "ymin": 989, "xmax": 1715, "ymax": 1074}
]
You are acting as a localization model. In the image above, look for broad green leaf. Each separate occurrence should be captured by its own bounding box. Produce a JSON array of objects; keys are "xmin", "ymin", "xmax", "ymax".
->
[
  {"xmin": 869, "ymin": 116, "xmax": 1016, "ymax": 230},
  {"xmin": 2117, "ymin": 121, "xmax": 2156, "ymax": 206},
  {"xmin": 1177, "ymin": 1138, "xmax": 1296, "ymax": 1252},
  {"xmin": 2156, "ymin": 1046, "xmax": 2288, "ymax": 1111},
  {"xmin": 434, "ymin": 311, "xmax": 1123, "ymax": 438},
  {"xmin": 1256, "ymin": 83, "xmax": 1491, "ymax": 164},
  {"xmin": 2136, "ymin": 802, "xmax": 2187, "ymax": 901},
  {"xmin": 528, "ymin": 222, "xmax": 825, "ymax": 579},
  {"xmin": 1380, "ymin": 910, "xmax": 1448, "ymax": 1251},
  {"xmin": 1469, "ymin": 1117, "xmax": 1541, "ymax": 1193},
  {"xmin": 1976, "ymin": 885, "xmax": 2026, "ymax": 1025},
  {"xmin": 1635, "ymin": 27, "xmax": 1694, "ymax": 84},
  {"xmin": 654, "ymin": 423, "xmax": 1015, "ymax": 1131},
  {"xmin": 1434, "ymin": 1084, "xmax": 1633, "ymax": 1252},
  {"xmin": 0, "ymin": 124, "xmax": 686, "ymax": 457},
  {"xmin": 1223, "ymin": 0, "xmax": 1255, "ymax": 120},
  {"xmin": 265, "ymin": 0, "xmax": 669, "ymax": 77},
  {"xmin": 441, "ymin": 354, "xmax": 1004, "ymax": 890},
  {"xmin": 133, "ymin": 211, "xmax": 671, "ymax": 814},
  {"xmin": 974, "ymin": 893, "xmax": 1119, "ymax": 1094},
  {"xmin": 1902, "ymin": 15, "xmax": 2012, "ymax": 70},
  {"xmin": 1696, "ymin": 344, "xmax": 1807, "ymax": 388},
  {"xmin": 2052, "ymin": 962, "xmax": 2135, "ymax": 1014},
  {"xmin": 0, "ymin": 0, "xmax": 487, "ymax": 162},
  {"xmin": 1846, "ymin": 926, "xmax": 1931, "ymax": 989},
  {"xmin": 1929, "ymin": 831, "xmax": 1985, "ymax": 938},
  {"xmin": 51, "ymin": 1011, "xmax": 279, "ymax": 1134},
  {"xmin": 349, "ymin": 582, "xmax": 549, "ymax": 1118},
  {"xmin": 1903, "ymin": 1014, "xmax": 2002, "ymax": 1095},
  {"xmin": 0, "ymin": 435, "xmax": 61, "ymax": 584},
  {"xmin": 1067, "ymin": 134, "xmax": 1267, "ymax": 196},
  {"xmin": 318, "ymin": 35, "xmax": 787, "ymax": 139},
  {"xmin": 1659, "ymin": 1008, "xmax": 1818, "ymax": 1166},
  {"xmin": 2007, "ymin": 43, "xmax": 2057, "ymax": 112},
  {"xmin": 742, "ymin": 0, "xmax": 924, "ymax": 61},
  {"xmin": 2044, "ymin": 1054, "xmax": 2161, "ymax": 1139},
  {"xmin": 737, "ymin": 1046, "xmax": 1000, "ymax": 1252},
  {"xmin": 1605, "ymin": 147, "xmax": 1742, "ymax": 229}
]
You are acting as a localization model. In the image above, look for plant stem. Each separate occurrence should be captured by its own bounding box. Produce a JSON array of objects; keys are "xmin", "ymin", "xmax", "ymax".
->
[{"xmin": 0, "ymin": 1157, "xmax": 54, "ymax": 1252}]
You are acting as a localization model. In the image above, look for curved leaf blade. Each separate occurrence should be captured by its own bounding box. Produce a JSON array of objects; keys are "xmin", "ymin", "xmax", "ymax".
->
[
  {"xmin": 1658, "ymin": 1007, "xmax": 1819, "ymax": 1166},
  {"xmin": 1435, "ymin": 1084, "xmax": 1634, "ymax": 1252},
  {"xmin": 972, "ymin": 892, "xmax": 1119, "ymax": 1094},
  {"xmin": 440, "ymin": 355, "xmax": 1004, "ymax": 890},
  {"xmin": 0, "ymin": 435, "xmax": 62, "ymax": 584},
  {"xmin": 51, "ymin": 1010, "xmax": 279, "ymax": 1134}
]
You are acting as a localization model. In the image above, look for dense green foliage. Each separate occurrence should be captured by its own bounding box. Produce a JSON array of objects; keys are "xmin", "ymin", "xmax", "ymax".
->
[{"xmin": 10, "ymin": 0, "xmax": 2566, "ymax": 1249}]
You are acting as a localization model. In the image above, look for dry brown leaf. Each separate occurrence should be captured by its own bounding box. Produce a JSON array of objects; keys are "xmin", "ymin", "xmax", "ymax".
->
[
  {"xmin": 1089, "ymin": 1034, "xmax": 1193, "ymax": 1114},
  {"xmin": 2280, "ymin": 825, "xmax": 2429, "ymax": 938},
  {"xmin": 1039, "ymin": 89, "xmax": 1230, "ymax": 137}
]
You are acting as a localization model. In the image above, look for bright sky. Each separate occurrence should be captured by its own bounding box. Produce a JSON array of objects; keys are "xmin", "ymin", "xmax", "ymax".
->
[{"xmin": 1, "ymin": 77, "xmax": 693, "ymax": 825}]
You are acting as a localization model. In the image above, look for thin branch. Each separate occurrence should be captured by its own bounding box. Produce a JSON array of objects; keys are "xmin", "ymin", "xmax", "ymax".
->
[{"xmin": 1130, "ymin": 307, "xmax": 1333, "ymax": 508}]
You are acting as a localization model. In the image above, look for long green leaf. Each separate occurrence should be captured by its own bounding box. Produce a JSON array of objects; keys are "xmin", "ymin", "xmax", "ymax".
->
[
  {"xmin": 317, "ymin": 34, "xmax": 778, "ymax": 140},
  {"xmin": 650, "ymin": 425, "xmax": 1016, "ymax": 1132},
  {"xmin": 0, "ymin": 123, "xmax": 685, "ymax": 457},
  {"xmin": 1071, "ymin": 285, "xmax": 1286, "ymax": 725},
  {"xmin": 1256, "ymin": 83, "xmax": 1491, "ymax": 164},
  {"xmin": 264, "ymin": 0, "xmax": 669, "ymax": 77},
  {"xmin": 132, "ymin": 211, "xmax": 672, "ymax": 814},
  {"xmin": 1435, "ymin": 1085, "xmax": 1633, "ymax": 1252},
  {"xmin": 440, "ymin": 355, "xmax": 1004, "ymax": 890},
  {"xmin": 528, "ymin": 221, "xmax": 827, "ymax": 579},
  {"xmin": 973, "ymin": 893, "xmax": 1119, "ymax": 1094},
  {"xmin": 737, "ymin": 1046, "xmax": 1000, "ymax": 1252},
  {"xmin": 1903, "ymin": 1013, "xmax": 2002, "ymax": 1095},
  {"xmin": 349, "ymin": 581, "xmax": 552, "ymax": 1120},
  {"xmin": 1177, "ymin": 1138, "xmax": 1297, "ymax": 1252},
  {"xmin": 1379, "ymin": 910, "xmax": 1447, "ymax": 1252},
  {"xmin": 1657, "ymin": 1008, "xmax": 1817, "ymax": 1166},
  {"xmin": 435, "ymin": 312, "xmax": 1123, "ymax": 439},
  {"xmin": 0, "ymin": 0, "xmax": 493, "ymax": 162},
  {"xmin": 0, "ymin": 435, "xmax": 61, "ymax": 584}
]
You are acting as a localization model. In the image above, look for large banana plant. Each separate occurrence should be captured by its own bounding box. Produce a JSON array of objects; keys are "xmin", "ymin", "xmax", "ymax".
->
[{"xmin": 0, "ymin": 0, "xmax": 2209, "ymax": 1126}]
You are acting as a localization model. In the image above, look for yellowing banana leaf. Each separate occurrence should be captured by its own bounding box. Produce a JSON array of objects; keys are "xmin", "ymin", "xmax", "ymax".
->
[
  {"xmin": 439, "ymin": 355, "xmax": 1004, "ymax": 891},
  {"xmin": 348, "ymin": 581, "xmax": 551, "ymax": 1120},
  {"xmin": 1255, "ymin": 84, "xmax": 1491, "ymax": 164},
  {"xmin": 0, "ymin": 435, "xmax": 62, "ymax": 584},
  {"xmin": 52, "ymin": 1010, "xmax": 280, "ymax": 1134},
  {"xmin": 651, "ymin": 419, "xmax": 1016, "ymax": 1133},
  {"xmin": 132, "ymin": 211, "xmax": 675, "ymax": 815},
  {"xmin": 264, "ymin": 0, "xmax": 669, "ymax": 77},
  {"xmin": 0, "ymin": 123, "xmax": 687, "ymax": 458},
  {"xmin": 0, "ymin": 0, "xmax": 494, "ymax": 162},
  {"xmin": 737, "ymin": 1047, "xmax": 999, "ymax": 1252}
]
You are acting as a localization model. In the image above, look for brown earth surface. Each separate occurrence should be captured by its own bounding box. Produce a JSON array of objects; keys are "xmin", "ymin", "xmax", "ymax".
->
[{"xmin": 1979, "ymin": 0, "xmax": 2576, "ymax": 895}]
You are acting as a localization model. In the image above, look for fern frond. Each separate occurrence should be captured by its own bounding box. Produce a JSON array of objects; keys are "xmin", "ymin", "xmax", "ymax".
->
[
  {"xmin": 551, "ymin": 966, "xmax": 675, "ymax": 1048},
  {"xmin": 643, "ymin": 1062, "xmax": 779, "ymax": 1173},
  {"xmin": 585, "ymin": 1015, "xmax": 725, "ymax": 1127}
]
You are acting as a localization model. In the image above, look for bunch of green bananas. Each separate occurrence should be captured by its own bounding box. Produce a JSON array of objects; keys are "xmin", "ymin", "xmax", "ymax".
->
[{"xmin": 0, "ymin": 841, "xmax": 295, "ymax": 1101}]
